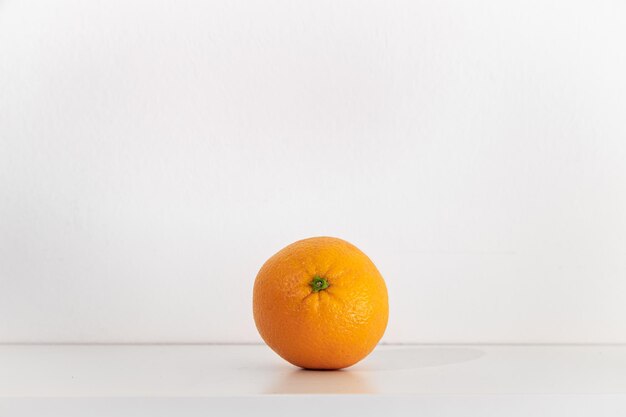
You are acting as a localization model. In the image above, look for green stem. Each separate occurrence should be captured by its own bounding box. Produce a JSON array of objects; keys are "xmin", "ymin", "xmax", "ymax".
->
[{"xmin": 310, "ymin": 275, "xmax": 329, "ymax": 292}]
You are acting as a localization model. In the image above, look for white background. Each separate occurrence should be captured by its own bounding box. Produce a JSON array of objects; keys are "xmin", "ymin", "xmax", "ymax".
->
[{"xmin": 1, "ymin": 0, "xmax": 626, "ymax": 344}]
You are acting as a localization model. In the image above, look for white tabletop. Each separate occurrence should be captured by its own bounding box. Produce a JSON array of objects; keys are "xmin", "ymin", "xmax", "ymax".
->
[{"xmin": 1, "ymin": 344, "xmax": 625, "ymax": 416}]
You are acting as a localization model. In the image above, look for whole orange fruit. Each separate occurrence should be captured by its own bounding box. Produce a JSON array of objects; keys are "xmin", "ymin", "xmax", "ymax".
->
[{"xmin": 253, "ymin": 237, "xmax": 389, "ymax": 370}]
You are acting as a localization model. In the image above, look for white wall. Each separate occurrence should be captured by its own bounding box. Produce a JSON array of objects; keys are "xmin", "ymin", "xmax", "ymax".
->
[{"xmin": 1, "ymin": 0, "xmax": 626, "ymax": 344}]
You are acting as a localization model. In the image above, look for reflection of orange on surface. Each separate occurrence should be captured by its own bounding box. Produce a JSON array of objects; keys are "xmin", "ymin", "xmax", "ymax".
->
[
  {"xmin": 266, "ymin": 369, "xmax": 375, "ymax": 394},
  {"xmin": 253, "ymin": 237, "xmax": 389, "ymax": 370}
]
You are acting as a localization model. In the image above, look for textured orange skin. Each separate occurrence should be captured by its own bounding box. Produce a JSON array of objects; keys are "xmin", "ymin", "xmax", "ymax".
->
[{"xmin": 253, "ymin": 237, "xmax": 389, "ymax": 370}]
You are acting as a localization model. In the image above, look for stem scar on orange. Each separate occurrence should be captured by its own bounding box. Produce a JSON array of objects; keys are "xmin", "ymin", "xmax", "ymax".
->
[{"xmin": 253, "ymin": 236, "xmax": 389, "ymax": 370}]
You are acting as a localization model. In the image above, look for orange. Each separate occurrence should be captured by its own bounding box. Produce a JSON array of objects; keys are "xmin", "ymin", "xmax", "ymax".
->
[{"xmin": 253, "ymin": 237, "xmax": 389, "ymax": 370}]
